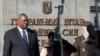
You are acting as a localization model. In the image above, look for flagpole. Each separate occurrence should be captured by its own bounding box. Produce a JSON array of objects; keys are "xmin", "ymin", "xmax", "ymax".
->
[{"xmin": 54, "ymin": 0, "xmax": 64, "ymax": 56}]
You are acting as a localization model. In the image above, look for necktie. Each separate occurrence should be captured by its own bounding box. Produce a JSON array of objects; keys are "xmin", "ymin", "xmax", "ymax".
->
[{"xmin": 23, "ymin": 31, "xmax": 28, "ymax": 47}]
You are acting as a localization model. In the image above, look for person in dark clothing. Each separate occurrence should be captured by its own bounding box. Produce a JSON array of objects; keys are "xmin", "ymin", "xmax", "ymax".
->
[
  {"xmin": 3, "ymin": 13, "xmax": 40, "ymax": 56},
  {"xmin": 86, "ymin": 23, "xmax": 96, "ymax": 56},
  {"xmin": 40, "ymin": 31, "xmax": 77, "ymax": 56}
]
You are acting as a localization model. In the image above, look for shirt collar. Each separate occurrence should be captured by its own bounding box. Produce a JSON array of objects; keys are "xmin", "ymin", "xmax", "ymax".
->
[{"xmin": 17, "ymin": 26, "xmax": 27, "ymax": 32}]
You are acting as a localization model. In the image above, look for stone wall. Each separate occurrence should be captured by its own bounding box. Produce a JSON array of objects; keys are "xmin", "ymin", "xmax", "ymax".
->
[{"xmin": 0, "ymin": 0, "xmax": 91, "ymax": 56}]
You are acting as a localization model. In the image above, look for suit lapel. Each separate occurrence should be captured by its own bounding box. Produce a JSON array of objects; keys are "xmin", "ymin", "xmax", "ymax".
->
[
  {"xmin": 27, "ymin": 29, "xmax": 32, "ymax": 48},
  {"xmin": 15, "ymin": 27, "xmax": 28, "ymax": 48}
]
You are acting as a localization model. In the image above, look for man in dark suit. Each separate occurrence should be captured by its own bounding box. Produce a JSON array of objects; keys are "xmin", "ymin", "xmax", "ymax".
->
[{"xmin": 3, "ymin": 13, "xmax": 40, "ymax": 56}]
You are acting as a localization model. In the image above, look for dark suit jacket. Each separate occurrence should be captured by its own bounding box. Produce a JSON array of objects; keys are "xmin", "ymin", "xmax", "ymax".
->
[{"xmin": 3, "ymin": 27, "xmax": 40, "ymax": 56}]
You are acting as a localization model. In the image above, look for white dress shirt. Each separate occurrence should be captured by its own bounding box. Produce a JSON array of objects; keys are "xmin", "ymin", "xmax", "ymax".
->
[{"xmin": 17, "ymin": 26, "xmax": 29, "ymax": 44}]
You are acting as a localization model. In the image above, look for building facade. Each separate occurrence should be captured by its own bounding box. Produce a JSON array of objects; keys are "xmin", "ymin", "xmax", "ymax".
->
[{"xmin": 0, "ymin": 0, "xmax": 100, "ymax": 56}]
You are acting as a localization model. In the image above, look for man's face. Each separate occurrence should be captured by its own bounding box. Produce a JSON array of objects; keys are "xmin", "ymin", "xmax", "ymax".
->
[
  {"xmin": 17, "ymin": 15, "xmax": 28, "ymax": 29},
  {"xmin": 82, "ymin": 26, "xmax": 87, "ymax": 33}
]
